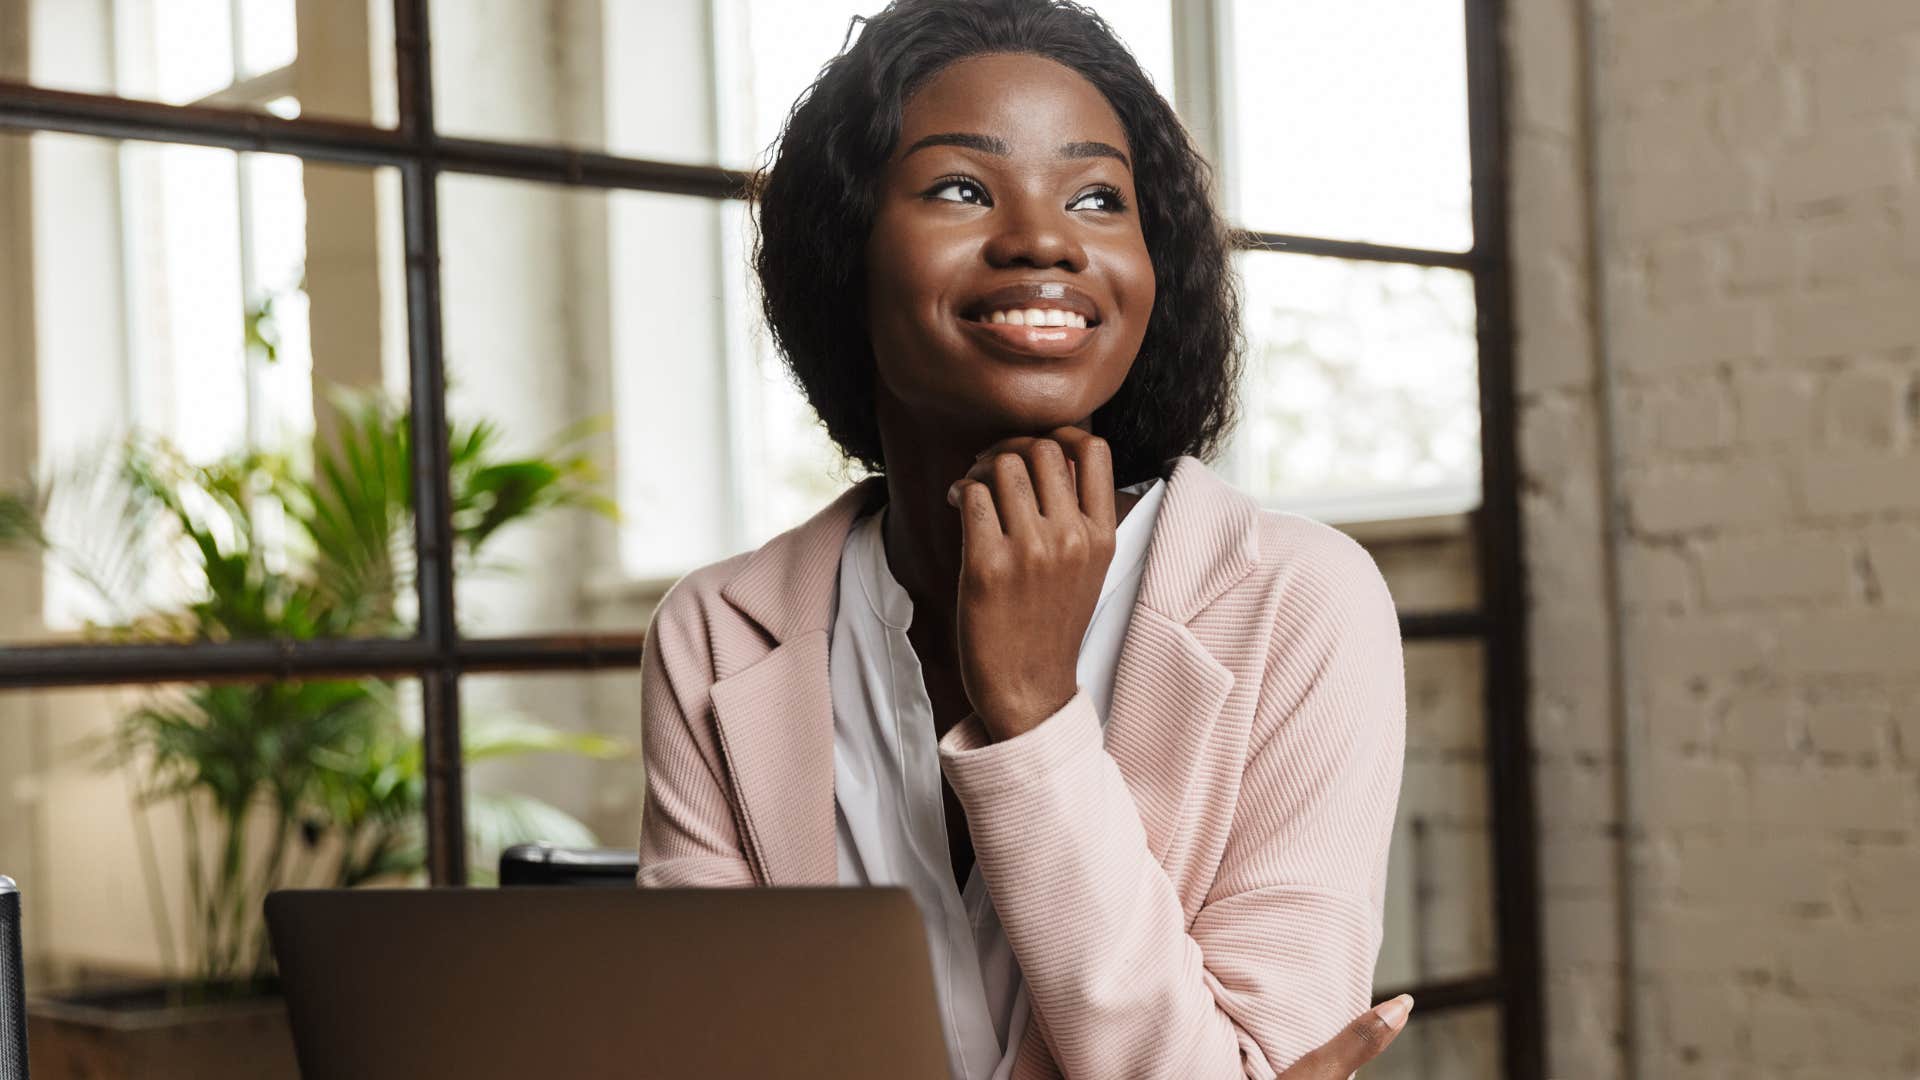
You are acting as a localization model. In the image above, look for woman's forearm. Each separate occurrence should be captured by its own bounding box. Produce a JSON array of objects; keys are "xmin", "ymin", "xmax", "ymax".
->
[{"xmin": 938, "ymin": 553, "xmax": 1406, "ymax": 1079}]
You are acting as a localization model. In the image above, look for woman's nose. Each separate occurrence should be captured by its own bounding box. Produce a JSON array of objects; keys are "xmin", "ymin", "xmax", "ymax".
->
[{"xmin": 981, "ymin": 201, "xmax": 1087, "ymax": 272}]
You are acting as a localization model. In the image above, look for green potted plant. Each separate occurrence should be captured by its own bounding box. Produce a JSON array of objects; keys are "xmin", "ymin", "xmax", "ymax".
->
[{"xmin": 2, "ymin": 387, "xmax": 630, "ymax": 1079}]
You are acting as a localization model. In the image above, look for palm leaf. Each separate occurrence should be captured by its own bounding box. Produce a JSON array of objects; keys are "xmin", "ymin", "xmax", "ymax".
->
[
  {"xmin": 16, "ymin": 374, "xmax": 623, "ymax": 985},
  {"xmin": 0, "ymin": 488, "xmax": 44, "ymax": 548}
]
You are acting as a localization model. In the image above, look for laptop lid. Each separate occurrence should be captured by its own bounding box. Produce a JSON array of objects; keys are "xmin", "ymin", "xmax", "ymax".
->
[{"xmin": 265, "ymin": 886, "xmax": 950, "ymax": 1080}]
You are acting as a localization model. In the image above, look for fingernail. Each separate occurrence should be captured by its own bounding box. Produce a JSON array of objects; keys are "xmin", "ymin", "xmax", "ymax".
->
[
  {"xmin": 973, "ymin": 448, "xmax": 990, "ymax": 461},
  {"xmin": 946, "ymin": 481, "xmax": 960, "ymax": 507},
  {"xmin": 1375, "ymin": 994, "xmax": 1413, "ymax": 1030}
]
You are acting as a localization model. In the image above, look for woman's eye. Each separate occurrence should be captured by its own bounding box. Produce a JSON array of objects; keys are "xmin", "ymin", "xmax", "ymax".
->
[
  {"xmin": 928, "ymin": 179, "xmax": 990, "ymax": 205},
  {"xmin": 1069, "ymin": 187, "xmax": 1127, "ymax": 213}
]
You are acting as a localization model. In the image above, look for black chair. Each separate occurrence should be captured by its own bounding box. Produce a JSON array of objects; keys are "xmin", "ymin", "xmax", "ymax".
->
[
  {"xmin": 498, "ymin": 844, "xmax": 639, "ymax": 887},
  {"xmin": 1, "ymin": 875, "xmax": 29, "ymax": 1079}
]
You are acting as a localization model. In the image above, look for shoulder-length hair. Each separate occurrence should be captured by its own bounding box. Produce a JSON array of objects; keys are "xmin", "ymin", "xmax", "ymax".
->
[{"xmin": 750, "ymin": 0, "xmax": 1242, "ymax": 487}]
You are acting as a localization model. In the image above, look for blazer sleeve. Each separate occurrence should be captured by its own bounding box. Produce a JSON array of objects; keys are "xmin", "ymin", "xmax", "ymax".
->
[
  {"xmin": 634, "ymin": 584, "xmax": 759, "ymax": 889},
  {"xmin": 937, "ymin": 529, "xmax": 1406, "ymax": 1079}
]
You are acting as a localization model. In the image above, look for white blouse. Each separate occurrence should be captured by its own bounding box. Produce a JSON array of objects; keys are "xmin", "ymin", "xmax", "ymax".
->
[{"xmin": 828, "ymin": 475, "xmax": 1168, "ymax": 1080}]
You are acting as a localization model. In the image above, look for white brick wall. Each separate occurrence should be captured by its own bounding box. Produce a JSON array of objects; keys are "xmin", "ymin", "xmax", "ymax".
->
[
  {"xmin": 1511, "ymin": 0, "xmax": 1920, "ymax": 1076},
  {"xmin": 1507, "ymin": 0, "xmax": 1629, "ymax": 1071}
]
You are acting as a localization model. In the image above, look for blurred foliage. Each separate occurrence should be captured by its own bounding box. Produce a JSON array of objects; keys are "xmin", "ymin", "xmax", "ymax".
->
[{"xmin": 1, "ymin": 387, "xmax": 627, "ymax": 991}]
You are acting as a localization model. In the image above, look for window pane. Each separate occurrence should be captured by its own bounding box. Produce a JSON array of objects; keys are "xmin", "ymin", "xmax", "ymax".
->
[
  {"xmin": 240, "ymin": 0, "xmax": 299, "ymax": 78},
  {"xmin": 0, "ymin": 132, "xmax": 412, "ymax": 644},
  {"xmin": 428, "ymin": 0, "xmax": 767, "ymax": 164},
  {"xmin": 1226, "ymin": 0, "xmax": 1473, "ymax": 252},
  {"xmin": 1378, "ymin": 639, "xmax": 1496, "ymax": 989},
  {"xmin": 1234, "ymin": 251, "xmax": 1481, "ymax": 518},
  {"xmin": 1358, "ymin": 1004, "xmax": 1502, "ymax": 1079},
  {"xmin": 717, "ymin": 0, "xmax": 899, "ymax": 169},
  {"xmin": 457, "ymin": 670, "xmax": 643, "ymax": 885},
  {"xmin": 0, "ymin": 678, "xmax": 422, "ymax": 1029},
  {"xmin": 433, "ymin": 171, "xmax": 641, "ymax": 638},
  {"xmin": 435, "ymin": 170, "xmax": 863, "ymax": 635},
  {"xmin": 430, "ymin": 1, "xmax": 1172, "ymax": 169},
  {"xmin": 719, "ymin": 198, "xmax": 877, "ymax": 549},
  {"xmin": 8, "ymin": 0, "xmax": 395, "ymax": 126},
  {"xmin": 1082, "ymin": 0, "xmax": 1175, "ymax": 97}
]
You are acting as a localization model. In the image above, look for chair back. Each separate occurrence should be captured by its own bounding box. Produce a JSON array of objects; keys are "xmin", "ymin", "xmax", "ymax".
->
[
  {"xmin": 0, "ymin": 876, "xmax": 29, "ymax": 1080},
  {"xmin": 497, "ymin": 844, "xmax": 639, "ymax": 887}
]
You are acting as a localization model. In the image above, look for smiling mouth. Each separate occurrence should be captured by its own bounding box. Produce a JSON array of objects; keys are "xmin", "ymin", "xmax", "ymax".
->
[
  {"xmin": 958, "ymin": 308, "xmax": 1100, "ymax": 359},
  {"xmin": 962, "ymin": 306, "xmax": 1099, "ymax": 329}
]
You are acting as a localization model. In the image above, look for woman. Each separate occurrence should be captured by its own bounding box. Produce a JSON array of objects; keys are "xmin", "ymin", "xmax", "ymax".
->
[{"xmin": 635, "ymin": 2, "xmax": 1413, "ymax": 1076}]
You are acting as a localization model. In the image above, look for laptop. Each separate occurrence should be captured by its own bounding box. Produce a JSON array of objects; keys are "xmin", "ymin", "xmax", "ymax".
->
[{"xmin": 265, "ymin": 886, "xmax": 950, "ymax": 1079}]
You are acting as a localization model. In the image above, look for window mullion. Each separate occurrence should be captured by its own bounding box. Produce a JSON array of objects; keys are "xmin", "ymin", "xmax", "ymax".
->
[
  {"xmin": 1169, "ymin": 0, "xmax": 1232, "ymax": 215},
  {"xmin": 709, "ymin": 0, "xmax": 751, "ymax": 556},
  {"xmin": 1170, "ymin": 0, "xmax": 1246, "ymax": 489}
]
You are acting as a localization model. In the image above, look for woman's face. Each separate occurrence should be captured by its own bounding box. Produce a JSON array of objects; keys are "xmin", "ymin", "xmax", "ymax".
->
[{"xmin": 864, "ymin": 51, "xmax": 1155, "ymax": 441}]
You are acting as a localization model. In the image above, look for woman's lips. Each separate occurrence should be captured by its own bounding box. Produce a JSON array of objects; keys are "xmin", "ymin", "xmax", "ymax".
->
[
  {"xmin": 960, "ymin": 315, "xmax": 1098, "ymax": 359},
  {"xmin": 962, "ymin": 281, "xmax": 1102, "ymax": 324}
]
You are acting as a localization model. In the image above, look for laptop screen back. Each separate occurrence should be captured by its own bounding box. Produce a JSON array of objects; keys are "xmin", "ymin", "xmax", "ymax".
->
[{"xmin": 265, "ymin": 886, "xmax": 949, "ymax": 1080}]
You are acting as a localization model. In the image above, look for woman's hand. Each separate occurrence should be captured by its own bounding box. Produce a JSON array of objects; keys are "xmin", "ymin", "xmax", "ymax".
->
[
  {"xmin": 944, "ymin": 425, "xmax": 1115, "ymax": 742},
  {"xmin": 1278, "ymin": 994, "xmax": 1415, "ymax": 1078}
]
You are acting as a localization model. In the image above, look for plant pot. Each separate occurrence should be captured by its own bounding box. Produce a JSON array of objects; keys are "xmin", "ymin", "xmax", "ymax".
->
[{"xmin": 26, "ymin": 980, "xmax": 299, "ymax": 1080}]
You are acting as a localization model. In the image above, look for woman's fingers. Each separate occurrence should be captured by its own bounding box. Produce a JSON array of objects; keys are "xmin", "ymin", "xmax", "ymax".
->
[
  {"xmin": 951, "ymin": 477, "xmax": 1004, "ymax": 568},
  {"xmin": 1043, "ymin": 426, "xmax": 1115, "ymax": 530},
  {"xmin": 948, "ymin": 438, "xmax": 1072, "ymax": 526},
  {"xmin": 1021, "ymin": 439, "xmax": 1080, "ymax": 521},
  {"xmin": 1277, "ymin": 995, "xmax": 1414, "ymax": 1079},
  {"xmin": 946, "ymin": 429, "xmax": 1112, "ymax": 530},
  {"xmin": 951, "ymin": 439, "xmax": 1035, "ymax": 510},
  {"xmin": 980, "ymin": 449, "xmax": 1043, "ymax": 538}
]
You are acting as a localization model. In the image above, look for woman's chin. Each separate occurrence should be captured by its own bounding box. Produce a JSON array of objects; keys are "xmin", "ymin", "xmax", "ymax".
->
[
  {"xmin": 962, "ymin": 396, "xmax": 1104, "ymax": 438},
  {"xmin": 880, "ymin": 339, "xmax": 1128, "ymax": 435}
]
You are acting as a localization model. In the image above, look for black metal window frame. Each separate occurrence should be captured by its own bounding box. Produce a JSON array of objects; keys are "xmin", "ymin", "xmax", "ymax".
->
[{"xmin": 0, "ymin": 2, "xmax": 1541, "ymax": 1075}]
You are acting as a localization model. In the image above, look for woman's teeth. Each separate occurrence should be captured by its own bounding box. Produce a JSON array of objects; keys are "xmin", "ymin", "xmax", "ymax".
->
[{"xmin": 981, "ymin": 308, "xmax": 1089, "ymax": 329}]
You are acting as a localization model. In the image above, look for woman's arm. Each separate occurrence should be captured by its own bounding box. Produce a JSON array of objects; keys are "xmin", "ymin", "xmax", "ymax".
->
[
  {"xmin": 634, "ymin": 585, "xmax": 759, "ymax": 888},
  {"xmin": 938, "ymin": 529, "xmax": 1406, "ymax": 1079}
]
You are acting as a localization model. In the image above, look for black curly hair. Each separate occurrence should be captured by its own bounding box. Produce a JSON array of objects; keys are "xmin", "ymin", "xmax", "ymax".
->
[{"xmin": 750, "ymin": 0, "xmax": 1242, "ymax": 488}]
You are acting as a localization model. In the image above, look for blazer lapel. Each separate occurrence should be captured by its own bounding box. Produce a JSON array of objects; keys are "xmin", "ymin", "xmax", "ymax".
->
[
  {"xmin": 1102, "ymin": 610, "xmax": 1236, "ymax": 865},
  {"xmin": 1100, "ymin": 454, "xmax": 1260, "ymax": 867},
  {"xmin": 708, "ymin": 474, "xmax": 886, "ymax": 886},
  {"xmin": 709, "ymin": 631, "xmax": 836, "ymax": 885}
]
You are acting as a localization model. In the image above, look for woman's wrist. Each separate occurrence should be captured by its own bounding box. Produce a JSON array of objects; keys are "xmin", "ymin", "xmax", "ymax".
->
[{"xmin": 938, "ymin": 688, "xmax": 1100, "ymax": 800}]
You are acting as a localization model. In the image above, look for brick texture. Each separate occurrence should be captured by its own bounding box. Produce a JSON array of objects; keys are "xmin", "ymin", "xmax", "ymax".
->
[{"xmin": 1510, "ymin": 0, "xmax": 1920, "ymax": 1076}]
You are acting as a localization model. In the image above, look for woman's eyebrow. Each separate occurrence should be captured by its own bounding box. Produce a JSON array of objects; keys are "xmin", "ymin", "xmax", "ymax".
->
[
  {"xmin": 1060, "ymin": 140, "xmax": 1131, "ymax": 170},
  {"xmin": 901, "ymin": 131, "xmax": 1131, "ymax": 171}
]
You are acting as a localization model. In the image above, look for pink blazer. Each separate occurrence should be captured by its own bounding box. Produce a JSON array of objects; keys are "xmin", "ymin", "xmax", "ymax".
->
[{"xmin": 634, "ymin": 453, "xmax": 1407, "ymax": 1079}]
